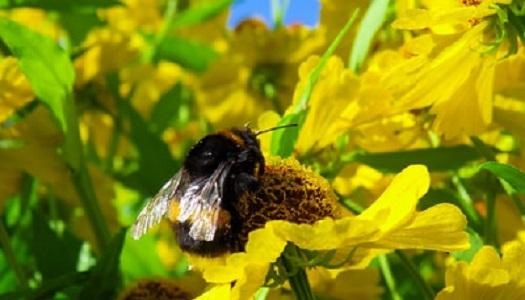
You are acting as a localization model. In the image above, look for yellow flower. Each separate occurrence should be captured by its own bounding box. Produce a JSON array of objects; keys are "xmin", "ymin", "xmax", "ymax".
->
[
  {"xmin": 392, "ymin": 21, "xmax": 498, "ymax": 139},
  {"xmin": 394, "ymin": 0, "xmax": 511, "ymax": 34},
  {"xmin": 190, "ymin": 160, "xmax": 468, "ymax": 299},
  {"xmin": 392, "ymin": 0, "xmax": 523, "ymax": 139},
  {"xmin": 256, "ymin": 110, "xmax": 281, "ymax": 154},
  {"xmin": 332, "ymin": 164, "xmax": 384, "ymax": 198},
  {"xmin": 319, "ymin": 0, "xmax": 369, "ymax": 59},
  {"xmin": 4, "ymin": 8, "xmax": 63, "ymax": 40},
  {"xmin": 120, "ymin": 62, "xmax": 188, "ymax": 117},
  {"xmin": 100, "ymin": 0, "xmax": 163, "ymax": 33},
  {"xmin": 293, "ymin": 55, "xmax": 359, "ymax": 154},
  {"xmin": 0, "ymin": 57, "xmax": 33, "ymax": 123},
  {"xmin": 436, "ymin": 242, "xmax": 525, "ymax": 299},
  {"xmin": 74, "ymin": 28, "xmax": 143, "ymax": 85},
  {"xmin": 195, "ymin": 21, "xmax": 323, "ymax": 129},
  {"xmin": 293, "ymin": 34, "xmax": 435, "ymax": 154},
  {"xmin": 307, "ymin": 268, "xmax": 383, "ymax": 300},
  {"xmin": 492, "ymin": 50, "xmax": 525, "ymax": 138}
]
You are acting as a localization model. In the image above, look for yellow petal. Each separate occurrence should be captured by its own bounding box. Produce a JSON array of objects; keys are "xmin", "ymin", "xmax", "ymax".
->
[
  {"xmin": 244, "ymin": 227, "xmax": 287, "ymax": 262},
  {"xmin": 502, "ymin": 240, "xmax": 525, "ymax": 287},
  {"xmin": 393, "ymin": 7, "xmax": 495, "ymax": 33},
  {"xmin": 398, "ymin": 23, "xmax": 486, "ymax": 110},
  {"xmin": 310, "ymin": 267, "xmax": 383, "ymax": 300},
  {"xmin": 468, "ymin": 247, "xmax": 509, "ymax": 286},
  {"xmin": 232, "ymin": 263, "xmax": 270, "ymax": 300},
  {"xmin": 357, "ymin": 165, "xmax": 430, "ymax": 233},
  {"xmin": 202, "ymin": 227, "xmax": 286, "ymax": 283},
  {"xmin": 269, "ymin": 217, "xmax": 380, "ymax": 250},
  {"xmin": 370, "ymin": 204, "xmax": 469, "ymax": 251},
  {"xmin": 194, "ymin": 284, "xmax": 231, "ymax": 300},
  {"xmin": 256, "ymin": 110, "xmax": 281, "ymax": 154},
  {"xmin": 294, "ymin": 56, "xmax": 359, "ymax": 154},
  {"xmin": 0, "ymin": 57, "xmax": 33, "ymax": 123}
]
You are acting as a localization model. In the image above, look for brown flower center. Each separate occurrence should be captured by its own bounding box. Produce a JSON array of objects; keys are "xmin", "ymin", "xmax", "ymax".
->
[
  {"xmin": 118, "ymin": 279, "xmax": 192, "ymax": 300},
  {"xmin": 234, "ymin": 158, "xmax": 339, "ymax": 247}
]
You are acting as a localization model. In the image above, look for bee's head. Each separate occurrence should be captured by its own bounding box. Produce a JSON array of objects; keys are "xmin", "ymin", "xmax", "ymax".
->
[
  {"xmin": 183, "ymin": 125, "xmax": 296, "ymax": 179},
  {"xmin": 184, "ymin": 133, "xmax": 240, "ymax": 178}
]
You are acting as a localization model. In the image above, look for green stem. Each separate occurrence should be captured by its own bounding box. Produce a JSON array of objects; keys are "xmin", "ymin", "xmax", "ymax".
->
[
  {"xmin": 395, "ymin": 250, "xmax": 434, "ymax": 300},
  {"xmin": 0, "ymin": 221, "xmax": 29, "ymax": 292},
  {"xmin": 282, "ymin": 244, "xmax": 315, "ymax": 300},
  {"xmin": 340, "ymin": 198, "xmax": 364, "ymax": 214},
  {"xmin": 143, "ymin": 0, "xmax": 178, "ymax": 62},
  {"xmin": 378, "ymin": 255, "xmax": 402, "ymax": 300},
  {"xmin": 452, "ymin": 175, "xmax": 483, "ymax": 231},
  {"xmin": 71, "ymin": 162, "xmax": 111, "ymax": 250},
  {"xmin": 104, "ymin": 115, "xmax": 121, "ymax": 173},
  {"xmin": 65, "ymin": 91, "xmax": 111, "ymax": 250},
  {"xmin": 271, "ymin": 0, "xmax": 289, "ymax": 28}
]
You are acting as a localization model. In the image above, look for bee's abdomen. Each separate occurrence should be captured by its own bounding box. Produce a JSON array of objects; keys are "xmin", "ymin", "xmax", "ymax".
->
[{"xmin": 173, "ymin": 221, "xmax": 233, "ymax": 257}]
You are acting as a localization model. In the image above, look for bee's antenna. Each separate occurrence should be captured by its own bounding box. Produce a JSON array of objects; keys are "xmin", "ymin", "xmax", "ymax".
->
[{"xmin": 254, "ymin": 123, "xmax": 298, "ymax": 136}]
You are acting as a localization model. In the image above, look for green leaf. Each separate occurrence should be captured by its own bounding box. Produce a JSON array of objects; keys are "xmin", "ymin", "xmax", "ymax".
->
[
  {"xmin": 107, "ymin": 75, "xmax": 179, "ymax": 195},
  {"xmin": 171, "ymin": 0, "xmax": 232, "ymax": 28},
  {"xmin": 351, "ymin": 145, "xmax": 482, "ymax": 172},
  {"xmin": 452, "ymin": 230, "xmax": 483, "ymax": 262},
  {"xmin": 79, "ymin": 230, "xmax": 126, "ymax": 300},
  {"xmin": 120, "ymin": 100, "xmax": 180, "ymax": 194},
  {"xmin": 349, "ymin": 0, "xmax": 390, "ymax": 72},
  {"xmin": 150, "ymin": 83, "xmax": 190, "ymax": 134},
  {"xmin": 27, "ymin": 271, "xmax": 90, "ymax": 300},
  {"xmin": 417, "ymin": 188, "xmax": 457, "ymax": 210},
  {"xmin": 479, "ymin": 161, "xmax": 525, "ymax": 194},
  {"xmin": 155, "ymin": 36, "xmax": 218, "ymax": 73},
  {"xmin": 0, "ymin": 18, "xmax": 81, "ymax": 168},
  {"xmin": 270, "ymin": 10, "xmax": 360, "ymax": 157},
  {"xmin": 120, "ymin": 233, "xmax": 168, "ymax": 283},
  {"xmin": 57, "ymin": 12, "xmax": 105, "ymax": 46},
  {"xmin": 270, "ymin": 113, "xmax": 303, "ymax": 157},
  {"xmin": 0, "ymin": 0, "xmax": 120, "ymax": 11},
  {"xmin": 30, "ymin": 213, "xmax": 82, "ymax": 281}
]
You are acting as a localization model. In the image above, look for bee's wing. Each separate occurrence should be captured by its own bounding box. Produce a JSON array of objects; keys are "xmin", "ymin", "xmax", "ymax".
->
[
  {"xmin": 131, "ymin": 171, "xmax": 182, "ymax": 240},
  {"xmin": 177, "ymin": 162, "xmax": 232, "ymax": 241}
]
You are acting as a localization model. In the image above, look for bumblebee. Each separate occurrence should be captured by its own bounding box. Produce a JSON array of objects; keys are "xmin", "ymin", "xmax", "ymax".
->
[{"xmin": 131, "ymin": 125, "xmax": 295, "ymax": 256}]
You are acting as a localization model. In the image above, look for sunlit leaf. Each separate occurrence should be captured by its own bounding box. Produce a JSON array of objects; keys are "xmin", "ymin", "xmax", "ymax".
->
[
  {"xmin": 452, "ymin": 230, "xmax": 483, "ymax": 262},
  {"xmin": 479, "ymin": 161, "xmax": 525, "ymax": 194},
  {"xmin": 270, "ymin": 113, "xmax": 303, "ymax": 157},
  {"xmin": 155, "ymin": 36, "xmax": 218, "ymax": 73},
  {"xmin": 0, "ymin": 18, "xmax": 80, "ymax": 168},
  {"xmin": 270, "ymin": 10, "xmax": 360, "ymax": 157},
  {"xmin": 349, "ymin": 0, "xmax": 390, "ymax": 72}
]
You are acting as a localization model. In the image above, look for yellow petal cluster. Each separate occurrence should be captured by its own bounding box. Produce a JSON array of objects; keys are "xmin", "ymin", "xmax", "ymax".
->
[
  {"xmin": 0, "ymin": 57, "xmax": 33, "ymax": 123},
  {"xmin": 192, "ymin": 163, "xmax": 468, "ymax": 299},
  {"xmin": 436, "ymin": 240, "xmax": 525, "ymax": 299}
]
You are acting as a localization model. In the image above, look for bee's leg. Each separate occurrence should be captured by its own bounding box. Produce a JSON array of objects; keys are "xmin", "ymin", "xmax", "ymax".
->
[{"xmin": 234, "ymin": 172, "xmax": 260, "ymax": 196}]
